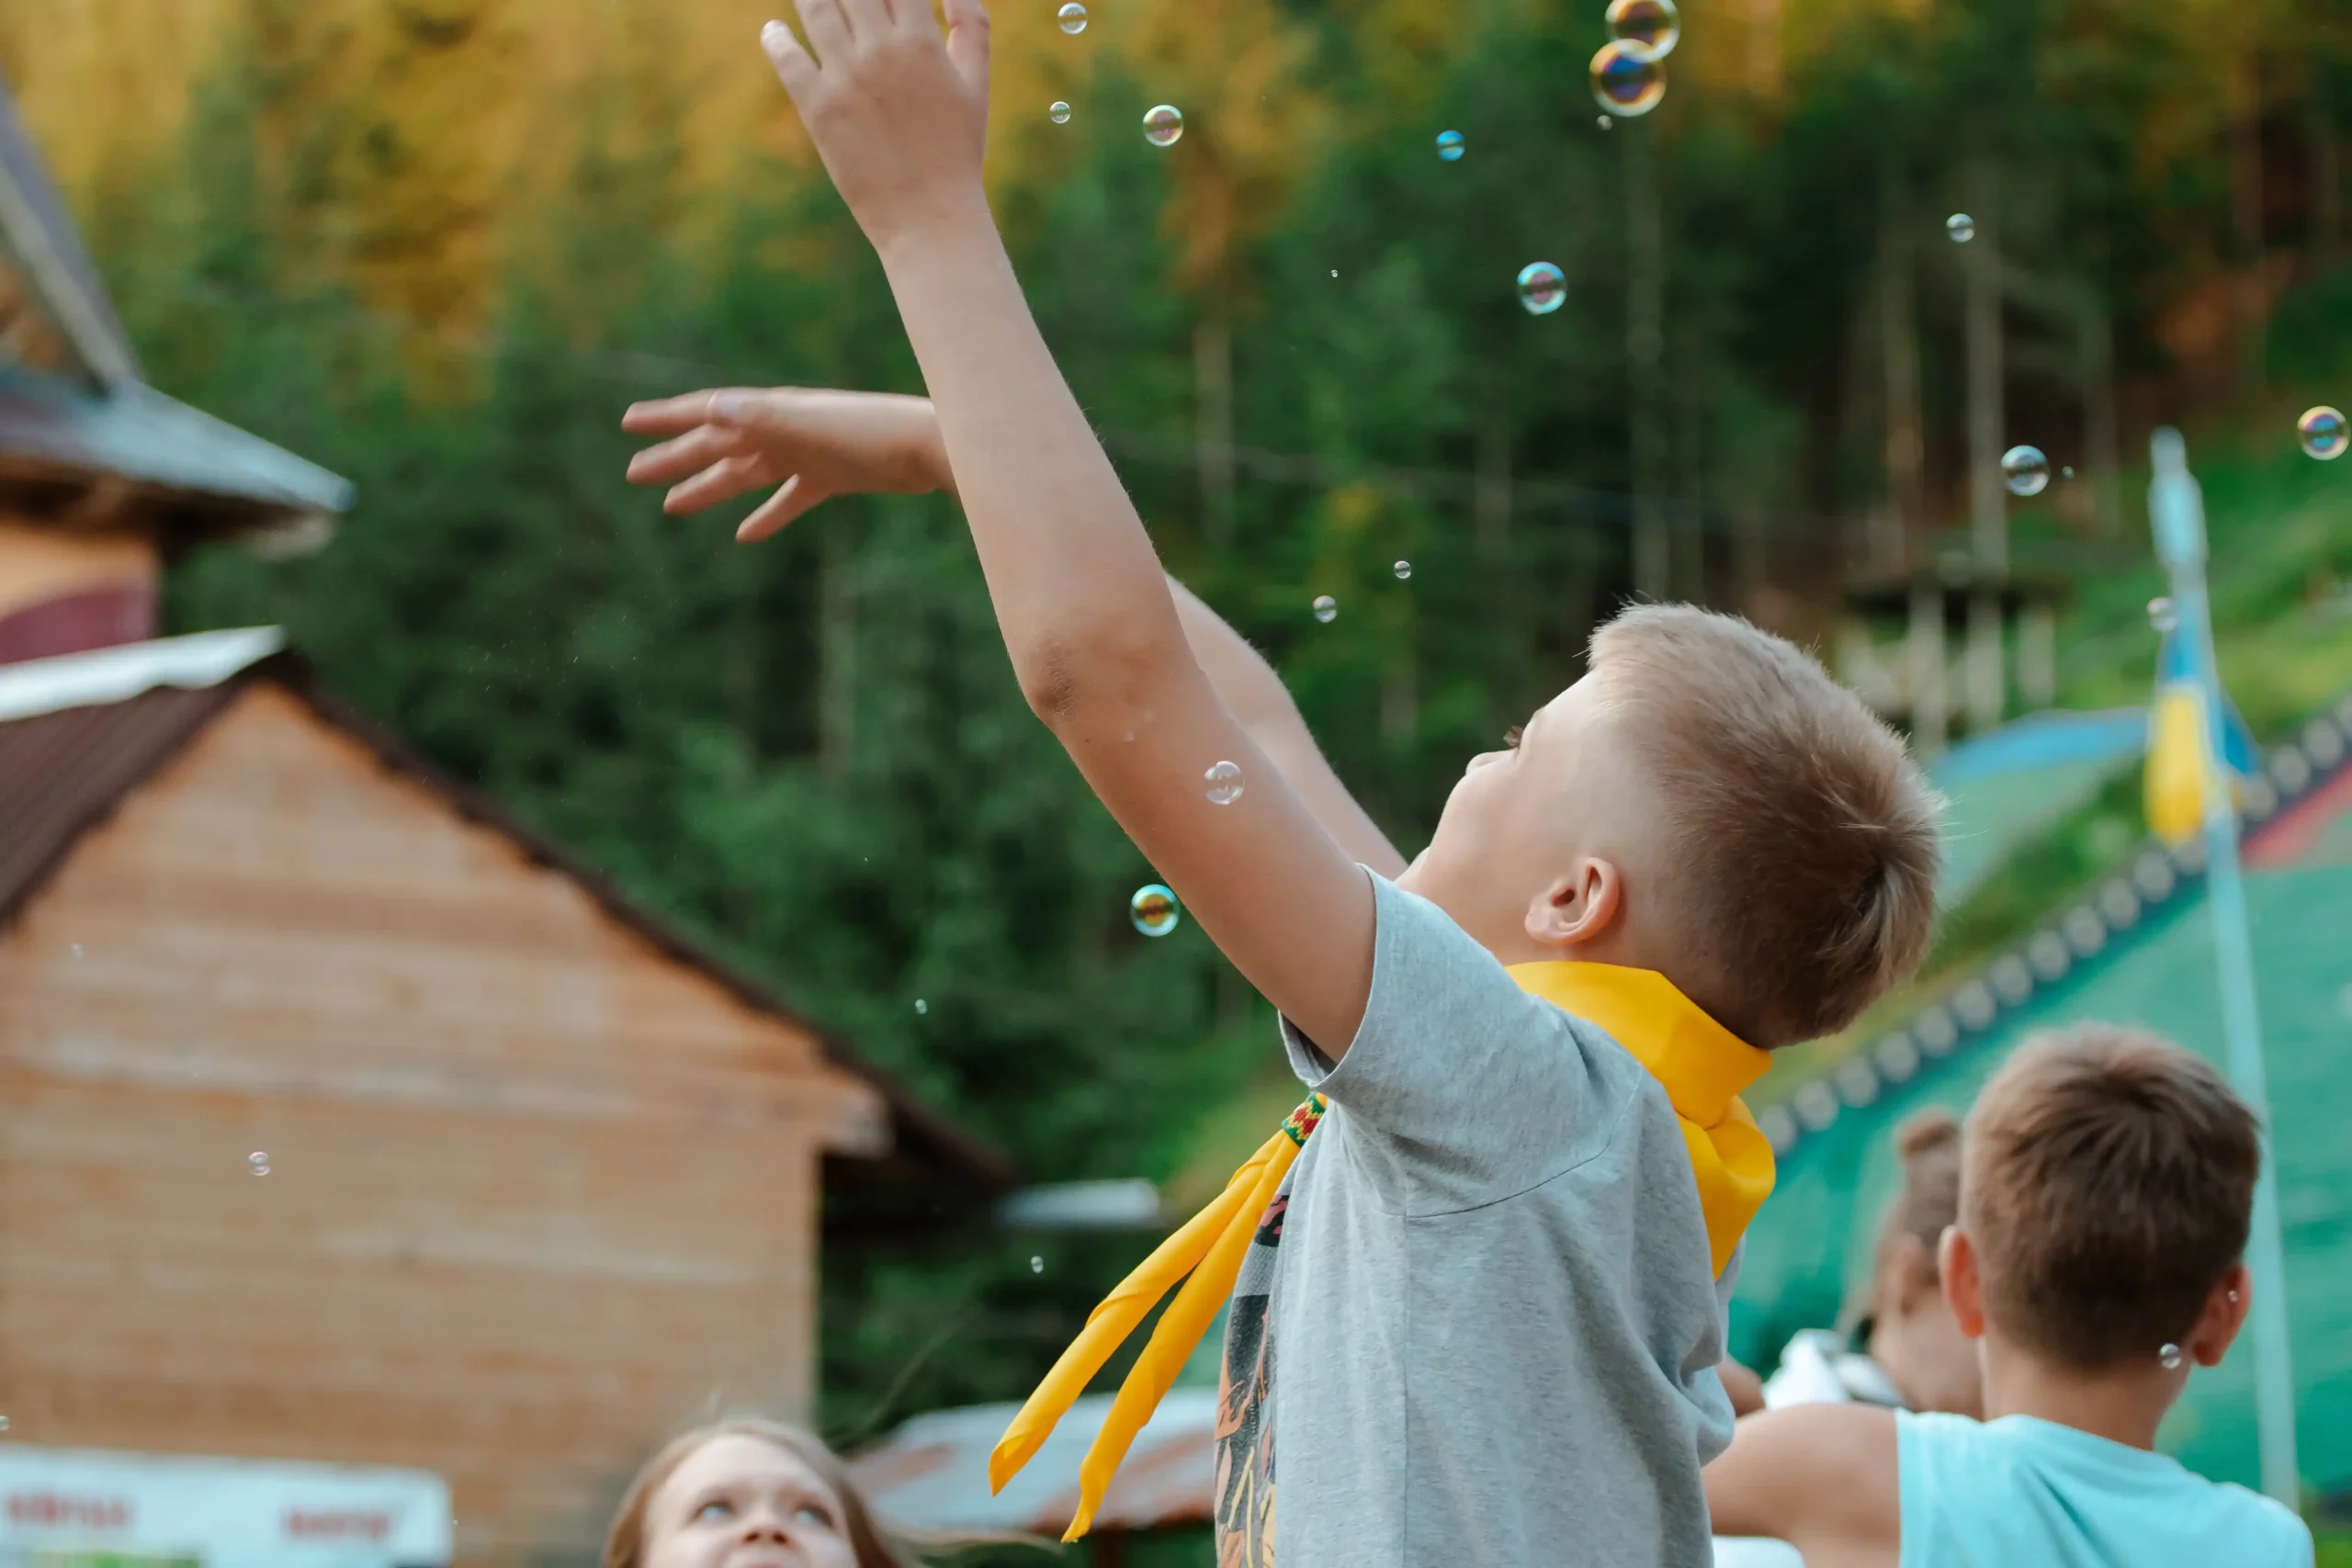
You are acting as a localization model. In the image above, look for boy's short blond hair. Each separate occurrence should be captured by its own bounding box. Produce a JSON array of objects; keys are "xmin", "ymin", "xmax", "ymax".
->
[
  {"xmin": 1589, "ymin": 604, "xmax": 1941, "ymax": 1047},
  {"xmin": 1963, "ymin": 1024, "xmax": 2259, "ymax": 1369}
]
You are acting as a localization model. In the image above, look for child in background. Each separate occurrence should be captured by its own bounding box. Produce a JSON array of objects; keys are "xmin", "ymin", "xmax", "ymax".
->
[
  {"xmin": 601, "ymin": 1417, "xmax": 913, "ymax": 1568},
  {"xmin": 623, "ymin": 8, "xmax": 1942, "ymax": 1560},
  {"xmin": 1713, "ymin": 1110, "xmax": 1981, "ymax": 1567},
  {"xmin": 1704, "ymin": 1024, "xmax": 2314, "ymax": 1568},
  {"xmin": 1760, "ymin": 1109, "xmax": 1980, "ymax": 1416}
]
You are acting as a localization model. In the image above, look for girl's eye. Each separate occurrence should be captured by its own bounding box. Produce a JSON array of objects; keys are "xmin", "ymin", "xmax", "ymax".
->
[
  {"xmin": 1503, "ymin": 725, "xmax": 1524, "ymax": 751},
  {"xmin": 793, "ymin": 1504, "xmax": 836, "ymax": 1529},
  {"xmin": 695, "ymin": 1501, "xmax": 735, "ymax": 1524}
]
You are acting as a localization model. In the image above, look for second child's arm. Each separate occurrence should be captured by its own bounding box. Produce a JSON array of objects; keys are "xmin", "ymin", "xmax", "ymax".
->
[
  {"xmin": 619, "ymin": 389, "xmax": 1408, "ymax": 879},
  {"xmin": 1702, "ymin": 1404, "xmax": 1900, "ymax": 1564},
  {"xmin": 757, "ymin": 0, "xmax": 1377, "ymax": 1051}
]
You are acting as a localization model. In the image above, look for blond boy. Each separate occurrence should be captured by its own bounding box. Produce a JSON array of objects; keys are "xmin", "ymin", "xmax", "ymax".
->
[{"xmin": 621, "ymin": 6, "xmax": 1940, "ymax": 1561}]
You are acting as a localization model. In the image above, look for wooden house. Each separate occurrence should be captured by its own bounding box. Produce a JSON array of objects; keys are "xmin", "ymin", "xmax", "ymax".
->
[{"xmin": 0, "ymin": 66, "xmax": 1010, "ymax": 1568}]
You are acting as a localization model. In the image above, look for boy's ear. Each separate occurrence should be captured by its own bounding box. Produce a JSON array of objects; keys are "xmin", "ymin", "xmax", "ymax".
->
[
  {"xmin": 2188, "ymin": 1264, "xmax": 2253, "ymax": 1368},
  {"xmin": 1523, "ymin": 857, "xmax": 1623, "ymax": 950},
  {"xmin": 1939, "ymin": 1226, "xmax": 1987, "ymax": 1340}
]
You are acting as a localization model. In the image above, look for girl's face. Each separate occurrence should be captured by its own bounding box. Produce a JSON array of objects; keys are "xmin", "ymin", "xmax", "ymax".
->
[{"xmin": 643, "ymin": 1435, "xmax": 860, "ymax": 1568}]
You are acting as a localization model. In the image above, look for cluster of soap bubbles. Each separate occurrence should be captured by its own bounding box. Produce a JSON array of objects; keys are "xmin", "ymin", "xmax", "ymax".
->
[
  {"xmin": 1047, "ymin": 4, "xmax": 1189, "ymax": 151},
  {"xmin": 1589, "ymin": 0, "xmax": 1677, "ymax": 118},
  {"xmin": 2301, "ymin": 405, "xmax": 2347, "ymax": 460}
]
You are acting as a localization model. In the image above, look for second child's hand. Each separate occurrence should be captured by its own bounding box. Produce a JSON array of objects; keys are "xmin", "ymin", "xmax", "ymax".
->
[{"xmin": 621, "ymin": 389, "xmax": 950, "ymax": 540}]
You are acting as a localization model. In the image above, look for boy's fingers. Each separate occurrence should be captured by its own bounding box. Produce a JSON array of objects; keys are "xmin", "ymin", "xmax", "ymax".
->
[
  {"xmin": 738, "ymin": 476, "xmax": 822, "ymax": 543},
  {"xmin": 942, "ymin": 0, "xmax": 989, "ymax": 89},
  {"xmin": 621, "ymin": 391, "xmax": 741, "ymax": 435},
  {"xmin": 760, "ymin": 17, "xmax": 820, "ymax": 92},
  {"xmin": 835, "ymin": 0, "xmax": 895, "ymax": 38},
  {"xmin": 664, "ymin": 455, "xmax": 771, "ymax": 516},
  {"xmin": 792, "ymin": 0, "xmax": 856, "ymax": 60},
  {"xmin": 626, "ymin": 425, "xmax": 752, "ymax": 487}
]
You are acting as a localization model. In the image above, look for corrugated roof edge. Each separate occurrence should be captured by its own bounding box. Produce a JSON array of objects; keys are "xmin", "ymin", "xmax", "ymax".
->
[
  {"xmin": 1758, "ymin": 685, "xmax": 2352, "ymax": 1159},
  {"xmin": 0, "ymin": 647, "xmax": 1016, "ymax": 1196}
]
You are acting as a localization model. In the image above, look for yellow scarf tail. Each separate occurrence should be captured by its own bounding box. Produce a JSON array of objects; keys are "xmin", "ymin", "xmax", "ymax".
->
[{"xmin": 988, "ymin": 964, "xmax": 1773, "ymax": 1540}]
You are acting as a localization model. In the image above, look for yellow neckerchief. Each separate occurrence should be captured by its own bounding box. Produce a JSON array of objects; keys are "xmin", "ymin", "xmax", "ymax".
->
[{"xmin": 989, "ymin": 962, "xmax": 1776, "ymax": 1541}]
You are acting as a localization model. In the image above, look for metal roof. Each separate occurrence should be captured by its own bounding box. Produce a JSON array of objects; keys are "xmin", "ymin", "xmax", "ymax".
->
[
  {"xmin": 0, "ymin": 634, "xmax": 1015, "ymax": 1200},
  {"xmin": 851, "ymin": 1391, "xmax": 1217, "ymax": 1538},
  {"xmin": 0, "ymin": 366, "xmax": 355, "ymax": 523}
]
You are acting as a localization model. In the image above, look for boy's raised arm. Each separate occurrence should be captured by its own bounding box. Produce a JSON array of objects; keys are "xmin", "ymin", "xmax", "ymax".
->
[
  {"xmin": 1702, "ymin": 1404, "xmax": 1900, "ymax": 1559},
  {"xmin": 757, "ymin": 0, "xmax": 1376, "ymax": 1051}
]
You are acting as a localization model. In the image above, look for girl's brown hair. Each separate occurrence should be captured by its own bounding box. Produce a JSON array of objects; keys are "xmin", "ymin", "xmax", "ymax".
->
[
  {"xmin": 600, "ymin": 1417, "xmax": 911, "ymax": 1568},
  {"xmin": 1850, "ymin": 1108, "xmax": 1962, "ymax": 1339}
]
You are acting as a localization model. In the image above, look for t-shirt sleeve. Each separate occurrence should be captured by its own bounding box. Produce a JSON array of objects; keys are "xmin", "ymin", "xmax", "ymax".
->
[{"xmin": 1277, "ymin": 869, "xmax": 1612, "ymax": 1209}]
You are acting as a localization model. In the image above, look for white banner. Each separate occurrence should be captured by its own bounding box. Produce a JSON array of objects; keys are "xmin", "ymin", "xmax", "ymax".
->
[{"xmin": 0, "ymin": 1447, "xmax": 448, "ymax": 1568}]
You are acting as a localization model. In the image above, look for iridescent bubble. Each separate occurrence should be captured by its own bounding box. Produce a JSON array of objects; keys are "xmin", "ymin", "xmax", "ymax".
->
[
  {"xmin": 1143, "ymin": 104, "xmax": 1184, "ymax": 147},
  {"xmin": 1030, "ymin": 1255, "xmax": 1045, "ymax": 1273},
  {"xmin": 2148, "ymin": 597, "xmax": 2177, "ymax": 633},
  {"xmin": 1436, "ymin": 130, "xmax": 1464, "ymax": 162},
  {"xmin": 1589, "ymin": 42, "xmax": 1665, "ymax": 118},
  {"xmin": 2062, "ymin": 465, "xmax": 2075, "ymax": 479},
  {"xmin": 1517, "ymin": 261, "xmax": 1566, "ymax": 316},
  {"xmin": 1057, "ymin": 2, "xmax": 1087, "ymax": 32},
  {"xmin": 1313, "ymin": 594, "xmax": 1339, "ymax": 623},
  {"xmin": 0, "ymin": 1416, "xmax": 9, "ymax": 1431},
  {"xmin": 249, "ymin": 1151, "xmax": 270, "ymax": 1176},
  {"xmin": 2159, "ymin": 1343, "xmax": 2183, "ymax": 1371},
  {"xmin": 1204, "ymin": 760, "xmax": 1244, "ymax": 805},
  {"xmin": 1049, "ymin": 101, "xmax": 1072, "ymax": 124},
  {"xmin": 1604, "ymin": 0, "xmax": 1680, "ymax": 62},
  {"xmin": 2299, "ymin": 405, "xmax": 2348, "ymax": 460},
  {"xmin": 2001, "ymin": 445, "xmax": 2050, "ymax": 497},
  {"xmin": 1946, "ymin": 213, "xmax": 1975, "ymax": 243},
  {"xmin": 68, "ymin": 942, "xmax": 83, "ymax": 958},
  {"xmin": 1129, "ymin": 883, "xmax": 1181, "ymax": 937},
  {"xmin": 915, "ymin": 998, "xmax": 928, "ymax": 1015},
  {"xmin": 1597, "ymin": 115, "xmax": 1613, "ymax": 130},
  {"xmin": 1393, "ymin": 559, "xmax": 1412, "ymax": 580}
]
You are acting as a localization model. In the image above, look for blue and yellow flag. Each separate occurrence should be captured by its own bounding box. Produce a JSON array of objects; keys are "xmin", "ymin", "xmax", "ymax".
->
[{"xmin": 2146, "ymin": 627, "xmax": 2257, "ymax": 844}]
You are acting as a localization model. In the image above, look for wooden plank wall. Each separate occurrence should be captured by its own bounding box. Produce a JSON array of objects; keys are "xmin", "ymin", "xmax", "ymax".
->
[{"xmin": 0, "ymin": 685, "xmax": 890, "ymax": 1564}]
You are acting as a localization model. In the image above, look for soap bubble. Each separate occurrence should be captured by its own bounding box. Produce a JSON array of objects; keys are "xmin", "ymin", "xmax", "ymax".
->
[
  {"xmin": 1204, "ymin": 760, "xmax": 1244, "ymax": 805},
  {"xmin": 2148, "ymin": 597, "xmax": 2177, "ymax": 633},
  {"xmin": 1946, "ymin": 213, "xmax": 1975, "ymax": 243},
  {"xmin": 1049, "ymin": 101, "xmax": 1072, "ymax": 124},
  {"xmin": 249, "ymin": 1151, "xmax": 270, "ymax": 1176},
  {"xmin": 2159, "ymin": 1343, "xmax": 2184, "ymax": 1371},
  {"xmin": 1589, "ymin": 42, "xmax": 1665, "ymax": 118},
  {"xmin": 1393, "ymin": 560, "xmax": 1412, "ymax": 580},
  {"xmin": 1057, "ymin": 2, "xmax": 1087, "ymax": 32},
  {"xmin": 1517, "ymin": 262, "xmax": 1566, "ymax": 316},
  {"xmin": 1604, "ymin": 0, "xmax": 1680, "ymax": 62},
  {"xmin": 1313, "ymin": 594, "xmax": 1339, "ymax": 623},
  {"xmin": 1129, "ymin": 884, "xmax": 1181, "ymax": 937},
  {"xmin": 1597, "ymin": 115, "xmax": 1613, "ymax": 130},
  {"xmin": 68, "ymin": 942, "xmax": 83, "ymax": 958},
  {"xmin": 2062, "ymin": 465, "xmax": 2075, "ymax": 479},
  {"xmin": 1143, "ymin": 105, "xmax": 1183, "ymax": 147},
  {"xmin": 2001, "ymin": 445, "xmax": 2050, "ymax": 497},
  {"xmin": 1436, "ymin": 130, "xmax": 1464, "ymax": 162},
  {"xmin": 915, "ymin": 998, "xmax": 928, "ymax": 1015},
  {"xmin": 2299, "ymin": 405, "xmax": 2347, "ymax": 460},
  {"xmin": 1030, "ymin": 1255, "xmax": 1045, "ymax": 1273}
]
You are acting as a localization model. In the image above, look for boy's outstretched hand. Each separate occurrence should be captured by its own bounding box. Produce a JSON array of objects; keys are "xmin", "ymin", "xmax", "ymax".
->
[
  {"xmin": 621, "ymin": 389, "xmax": 948, "ymax": 540},
  {"xmin": 759, "ymin": 0, "xmax": 990, "ymax": 258}
]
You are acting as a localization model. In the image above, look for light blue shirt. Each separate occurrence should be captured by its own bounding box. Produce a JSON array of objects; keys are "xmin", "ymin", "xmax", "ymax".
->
[{"xmin": 1898, "ymin": 1411, "xmax": 2312, "ymax": 1568}]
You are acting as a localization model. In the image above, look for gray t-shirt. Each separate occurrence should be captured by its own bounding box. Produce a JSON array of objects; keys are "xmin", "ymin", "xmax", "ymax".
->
[{"xmin": 1216, "ymin": 871, "xmax": 1738, "ymax": 1567}]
